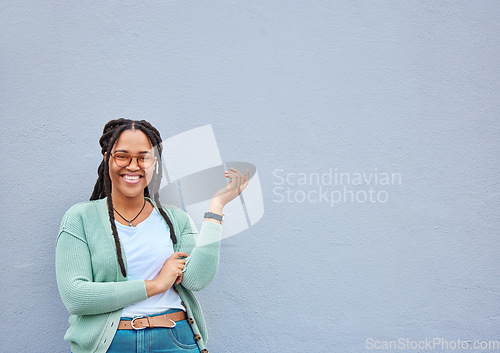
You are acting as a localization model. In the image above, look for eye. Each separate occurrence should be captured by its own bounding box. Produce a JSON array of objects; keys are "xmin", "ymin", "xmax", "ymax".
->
[
  {"xmin": 141, "ymin": 155, "xmax": 154, "ymax": 162},
  {"xmin": 115, "ymin": 153, "xmax": 130, "ymax": 160}
]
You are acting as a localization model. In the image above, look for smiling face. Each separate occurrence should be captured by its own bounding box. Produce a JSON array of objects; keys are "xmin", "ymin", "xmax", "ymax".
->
[{"xmin": 107, "ymin": 129, "xmax": 156, "ymax": 200}]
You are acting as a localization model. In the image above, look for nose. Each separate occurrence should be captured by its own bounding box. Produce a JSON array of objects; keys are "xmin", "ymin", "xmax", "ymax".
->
[{"xmin": 127, "ymin": 157, "xmax": 141, "ymax": 171}]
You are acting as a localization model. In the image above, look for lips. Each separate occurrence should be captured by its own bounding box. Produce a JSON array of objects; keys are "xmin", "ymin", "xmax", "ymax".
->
[{"xmin": 120, "ymin": 174, "xmax": 144, "ymax": 184}]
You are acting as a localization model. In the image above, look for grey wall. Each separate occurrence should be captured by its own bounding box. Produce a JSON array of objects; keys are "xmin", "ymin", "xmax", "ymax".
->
[{"xmin": 1, "ymin": 1, "xmax": 499, "ymax": 352}]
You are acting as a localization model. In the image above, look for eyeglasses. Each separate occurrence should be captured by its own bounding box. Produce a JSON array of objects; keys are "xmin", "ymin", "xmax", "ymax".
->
[{"xmin": 110, "ymin": 152, "xmax": 157, "ymax": 169}]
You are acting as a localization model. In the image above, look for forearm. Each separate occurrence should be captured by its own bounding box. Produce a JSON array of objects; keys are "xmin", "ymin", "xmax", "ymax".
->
[
  {"xmin": 182, "ymin": 247, "xmax": 220, "ymax": 291},
  {"xmin": 145, "ymin": 280, "xmax": 161, "ymax": 298},
  {"xmin": 57, "ymin": 277, "xmax": 147, "ymax": 316},
  {"xmin": 204, "ymin": 201, "xmax": 223, "ymax": 225},
  {"xmin": 56, "ymin": 232, "xmax": 148, "ymax": 315},
  {"xmin": 144, "ymin": 274, "xmax": 177, "ymax": 297},
  {"xmin": 180, "ymin": 219, "xmax": 222, "ymax": 291}
]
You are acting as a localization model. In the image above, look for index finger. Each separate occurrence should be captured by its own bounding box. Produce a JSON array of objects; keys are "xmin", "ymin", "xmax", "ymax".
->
[{"xmin": 172, "ymin": 252, "xmax": 190, "ymax": 258}]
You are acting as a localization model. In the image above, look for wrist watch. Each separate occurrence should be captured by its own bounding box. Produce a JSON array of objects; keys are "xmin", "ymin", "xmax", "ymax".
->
[{"xmin": 204, "ymin": 212, "xmax": 224, "ymax": 224}]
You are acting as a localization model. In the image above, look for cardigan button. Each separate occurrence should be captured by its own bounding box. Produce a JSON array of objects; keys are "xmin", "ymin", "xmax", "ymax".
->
[
  {"xmin": 187, "ymin": 318, "xmax": 194, "ymax": 325},
  {"xmin": 193, "ymin": 334, "xmax": 201, "ymax": 341},
  {"xmin": 181, "ymin": 301, "xmax": 186, "ymax": 308},
  {"xmin": 201, "ymin": 349, "xmax": 208, "ymax": 353}
]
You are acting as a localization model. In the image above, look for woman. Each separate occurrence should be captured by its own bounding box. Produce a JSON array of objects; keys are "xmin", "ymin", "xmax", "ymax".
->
[{"xmin": 56, "ymin": 118, "xmax": 249, "ymax": 353}]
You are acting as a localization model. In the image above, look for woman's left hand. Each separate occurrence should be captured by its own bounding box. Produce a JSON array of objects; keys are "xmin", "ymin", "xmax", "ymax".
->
[{"xmin": 210, "ymin": 167, "xmax": 250, "ymax": 208}]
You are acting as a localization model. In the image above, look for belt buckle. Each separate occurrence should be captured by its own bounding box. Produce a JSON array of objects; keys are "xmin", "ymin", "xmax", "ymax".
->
[
  {"xmin": 131, "ymin": 316, "xmax": 146, "ymax": 330},
  {"xmin": 167, "ymin": 319, "xmax": 176, "ymax": 328},
  {"xmin": 160, "ymin": 313, "xmax": 177, "ymax": 328}
]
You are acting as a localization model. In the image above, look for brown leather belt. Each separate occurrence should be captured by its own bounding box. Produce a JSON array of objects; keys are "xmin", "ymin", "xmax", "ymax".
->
[{"xmin": 118, "ymin": 311, "xmax": 187, "ymax": 330}]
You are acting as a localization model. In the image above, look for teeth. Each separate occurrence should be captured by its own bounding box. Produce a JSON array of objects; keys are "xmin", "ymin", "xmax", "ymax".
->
[{"xmin": 123, "ymin": 175, "xmax": 140, "ymax": 180}]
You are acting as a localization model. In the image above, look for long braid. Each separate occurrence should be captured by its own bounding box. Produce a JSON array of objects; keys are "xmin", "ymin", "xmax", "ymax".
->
[
  {"xmin": 105, "ymin": 173, "xmax": 128, "ymax": 277},
  {"xmin": 89, "ymin": 118, "xmax": 178, "ymax": 277},
  {"xmin": 90, "ymin": 119, "xmax": 126, "ymax": 201},
  {"xmin": 154, "ymin": 192, "xmax": 177, "ymax": 244},
  {"xmin": 90, "ymin": 162, "xmax": 105, "ymax": 200},
  {"xmin": 103, "ymin": 124, "xmax": 129, "ymax": 277},
  {"xmin": 134, "ymin": 120, "xmax": 178, "ymax": 244}
]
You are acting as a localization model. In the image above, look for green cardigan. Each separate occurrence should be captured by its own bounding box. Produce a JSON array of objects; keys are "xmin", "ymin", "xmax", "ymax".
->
[{"xmin": 55, "ymin": 197, "xmax": 222, "ymax": 353}]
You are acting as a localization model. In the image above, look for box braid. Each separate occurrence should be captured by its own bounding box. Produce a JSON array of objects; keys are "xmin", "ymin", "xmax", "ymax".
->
[{"xmin": 90, "ymin": 118, "xmax": 177, "ymax": 277}]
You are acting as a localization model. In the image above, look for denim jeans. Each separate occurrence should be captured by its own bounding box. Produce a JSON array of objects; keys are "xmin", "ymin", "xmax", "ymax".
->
[{"xmin": 107, "ymin": 309, "xmax": 201, "ymax": 353}]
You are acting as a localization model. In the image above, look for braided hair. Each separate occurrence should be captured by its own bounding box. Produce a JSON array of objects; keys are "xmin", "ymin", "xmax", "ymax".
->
[{"xmin": 90, "ymin": 118, "xmax": 177, "ymax": 277}]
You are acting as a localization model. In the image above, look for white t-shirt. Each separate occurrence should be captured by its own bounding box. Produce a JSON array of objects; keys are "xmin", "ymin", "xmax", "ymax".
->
[{"xmin": 115, "ymin": 208, "xmax": 184, "ymax": 318}]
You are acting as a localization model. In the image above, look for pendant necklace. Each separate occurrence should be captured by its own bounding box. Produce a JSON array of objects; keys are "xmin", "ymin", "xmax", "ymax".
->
[{"xmin": 114, "ymin": 199, "xmax": 147, "ymax": 227}]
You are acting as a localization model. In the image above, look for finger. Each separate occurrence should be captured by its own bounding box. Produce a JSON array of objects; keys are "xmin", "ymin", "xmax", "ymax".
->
[
  {"xmin": 230, "ymin": 167, "xmax": 243, "ymax": 177},
  {"xmin": 225, "ymin": 170, "xmax": 238, "ymax": 178},
  {"xmin": 224, "ymin": 171, "xmax": 236, "ymax": 184},
  {"xmin": 229, "ymin": 169, "xmax": 243, "ymax": 184},
  {"xmin": 172, "ymin": 259, "xmax": 186, "ymax": 267},
  {"xmin": 175, "ymin": 274, "xmax": 183, "ymax": 284},
  {"xmin": 225, "ymin": 170, "xmax": 246, "ymax": 194},
  {"xmin": 231, "ymin": 169, "xmax": 245, "ymax": 188},
  {"xmin": 236, "ymin": 175, "xmax": 243, "ymax": 193},
  {"xmin": 234, "ymin": 175, "xmax": 243, "ymax": 193},
  {"xmin": 174, "ymin": 259, "xmax": 186, "ymax": 267},
  {"xmin": 241, "ymin": 169, "xmax": 250, "ymax": 189},
  {"xmin": 226, "ymin": 169, "xmax": 243, "ymax": 183},
  {"xmin": 171, "ymin": 252, "xmax": 190, "ymax": 259},
  {"xmin": 225, "ymin": 171, "xmax": 239, "ymax": 189},
  {"xmin": 233, "ymin": 169, "xmax": 244, "ymax": 191},
  {"xmin": 225, "ymin": 169, "xmax": 249, "ymax": 194}
]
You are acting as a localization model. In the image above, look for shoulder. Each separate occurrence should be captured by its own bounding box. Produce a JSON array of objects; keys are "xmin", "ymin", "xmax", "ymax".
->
[
  {"xmin": 157, "ymin": 203, "xmax": 194, "ymax": 231},
  {"xmin": 59, "ymin": 199, "xmax": 106, "ymax": 239},
  {"xmin": 61, "ymin": 199, "xmax": 104, "ymax": 221},
  {"xmin": 159, "ymin": 203, "xmax": 190, "ymax": 222}
]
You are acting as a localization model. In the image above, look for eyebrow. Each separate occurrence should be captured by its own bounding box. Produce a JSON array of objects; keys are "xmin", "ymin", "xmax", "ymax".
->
[{"xmin": 114, "ymin": 149, "xmax": 153, "ymax": 154}]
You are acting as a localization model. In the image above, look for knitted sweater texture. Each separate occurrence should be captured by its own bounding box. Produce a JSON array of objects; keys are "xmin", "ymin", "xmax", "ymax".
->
[{"xmin": 55, "ymin": 197, "xmax": 222, "ymax": 353}]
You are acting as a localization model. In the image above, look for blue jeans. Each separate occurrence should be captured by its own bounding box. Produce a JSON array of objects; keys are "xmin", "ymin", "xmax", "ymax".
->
[{"xmin": 107, "ymin": 309, "xmax": 201, "ymax": 353}]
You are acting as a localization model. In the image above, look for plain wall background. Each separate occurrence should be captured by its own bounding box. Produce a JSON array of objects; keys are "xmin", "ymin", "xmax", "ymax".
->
[{"xmin": 1, "ymin": 1, "xmax": 498, "ymax": 352}]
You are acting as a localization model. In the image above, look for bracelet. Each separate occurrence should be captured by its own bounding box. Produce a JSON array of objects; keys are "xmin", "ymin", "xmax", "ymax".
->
[{"xmin": 204, "ymin": 212, "xmax": 224, "ymax": 224}]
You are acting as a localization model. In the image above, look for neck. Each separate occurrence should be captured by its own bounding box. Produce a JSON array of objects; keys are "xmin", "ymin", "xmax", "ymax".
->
[{"xmin": 110, "ymin": 190, "xmax": 146, "ymax": 213}]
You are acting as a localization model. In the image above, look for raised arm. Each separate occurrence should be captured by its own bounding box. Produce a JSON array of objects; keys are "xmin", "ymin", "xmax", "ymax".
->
[
  {"xmin": 175, "ymin": 167, "xmax": 250, "ymax": 291},
  {"xmin": 173, "ymin": 207, "xmax": 223, "ymax": 292}
]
